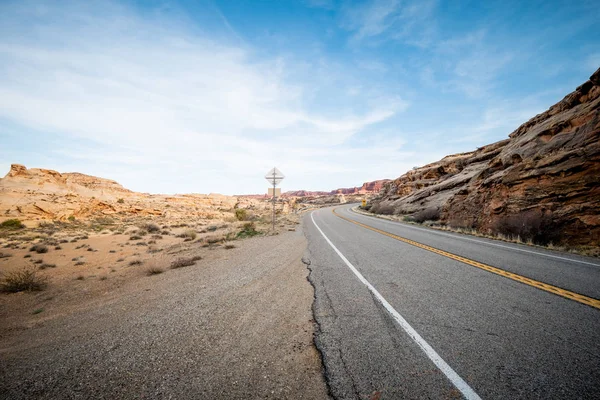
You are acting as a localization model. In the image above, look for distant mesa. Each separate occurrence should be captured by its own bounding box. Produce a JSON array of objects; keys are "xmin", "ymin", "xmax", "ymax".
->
[
  {"xmin": 242, "ymin": 179, "xmax": 391, "ymax": 198},
  {"xmin": 368, "ymin": 66, "xmax": 600, "ymax": 248}
]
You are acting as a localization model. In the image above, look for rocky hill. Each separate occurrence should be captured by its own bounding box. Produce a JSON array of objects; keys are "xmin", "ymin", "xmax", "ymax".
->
[
  {"xmin": 368, "ymin": 67, "xmax": 600, "ymax": 247},
  {"xmin": 0, "ymin": 164, "xmax": 278, "ymax": 224}
]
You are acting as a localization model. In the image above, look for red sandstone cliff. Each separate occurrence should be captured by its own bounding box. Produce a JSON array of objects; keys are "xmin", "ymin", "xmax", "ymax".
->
[{"xmin": 369, "ymin": 67, "xmax": 600, "ymax": 247}]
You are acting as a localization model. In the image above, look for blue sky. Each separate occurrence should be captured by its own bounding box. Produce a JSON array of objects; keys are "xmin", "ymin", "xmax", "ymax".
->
[{"xmin": 0, "ymin": 0, "xmax": 598, "ymax": 194}]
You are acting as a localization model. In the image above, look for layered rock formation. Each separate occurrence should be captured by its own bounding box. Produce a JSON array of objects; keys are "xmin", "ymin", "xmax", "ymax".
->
[
  {"xmin": 0, "ymin": 165, "xmax": 258, "ymax": 223},
  {"xmin": 370, "ymin": 67, "xmax": 600, "ymax": 247},
  {"xmin": 331, "ymin": 180, "xmax": 391, "ymax": 195}
]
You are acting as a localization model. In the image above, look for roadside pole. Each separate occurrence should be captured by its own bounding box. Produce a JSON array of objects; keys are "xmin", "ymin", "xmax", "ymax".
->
[{"xmin": 265, "ymin": 167, "xmax": 284, "ymax": 232}]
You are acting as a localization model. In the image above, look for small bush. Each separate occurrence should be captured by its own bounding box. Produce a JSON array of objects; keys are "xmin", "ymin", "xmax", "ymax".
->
[
  {"xmin": 370, "ymin": 203, "xmax": 396, "ymax": 215},
  {"xmin": 235, "ymin": 209, "xmax": 248, "ymax": 221},
  {"xmin": 1, "ymin": 267, "xmax": 48, "ymax": 292},
  {"xmin": 141, "ymin": 223, "xmax": 160, "ymax": 233},
  {"xmin": 75, "ymin": 261, "xmax": 85, "ymax": 266},
  {"xmin": 224, "ymin": 244, "xmax": 236, "ymax": 249},
  {"xmin": 129, "ymin": 260, "xmax": 143, "ymax": 266},
  {"xmin": 117, "ymin": 198, "xmax": 125, "ymax": 204},
  {"xmin": 0, "ymin": 219, "xmax": 25, "ymax": 230},
  {"xmin": 129, "ymin": 235, "xmax": 142, "ymax": 241},
  {"xmin": 39, "ymin": 263, "xmax": 56, "ymax": 270},
  {"xmin": 412, "ymin": 207, "xmax": 440, "ymax": 223},
  {"xmin": 29, "ymin": 244, "xmax": 49, "ymax": 254},
  {"xmin": 177, "ymin": 230, "xmax": 197, "ymax": 240},
  {"xmin": 170, "ymin": 256, "xmax": 200, "ymax": 269},
  {"xmin": 146, "ymin": 266, "xmax": 164, "ymax": 276},
  {"xmin": 237, "ymin": 222, "xmax": 259, "ymax": 238},
  {"xmin": 68, "ymin": 216, "xmax": 76, "ymax": 222},
  {"xmin": 493, "ymin": 210, "xmax": 559, "ymax": 245}
]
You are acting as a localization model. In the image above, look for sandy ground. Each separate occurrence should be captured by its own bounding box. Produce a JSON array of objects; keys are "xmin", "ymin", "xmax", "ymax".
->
[{"xmin": 0, "ymin": 216, "xmax": 329, "ymax": 399}]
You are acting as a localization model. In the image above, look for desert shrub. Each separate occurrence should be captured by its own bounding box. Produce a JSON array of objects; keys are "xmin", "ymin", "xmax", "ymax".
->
[
  {"xmin": 117, "ymin": 198, "xmax": 125, "ymax": 204},
  {"xmin": 412, "ymin": 207, "xmax": 440, "ymax": 223},
  {"xmin": 170, "ymin": 256, "xmax": 201, "ymax": 269},
  {"xmin": 493, "ymin": 210, "xmax": 559, "ymax": 245},
  {"xmin": 68, "ymin": 216, "xmax": 76, "ymax": 222},
  {"xmin": 75, "ymin": 261, "xmax": 85, "ymax": 266},
  {"xmin": 1, "ymin": 219, "xmax": 25, "ymax": 230},
  {"xmin": 370, "ymin": 203, "xmax": 396, "ymax": 215},
  {"xmin": 205, "ymin": 235, "xmax": 224, "ymax": 244},
  {"xmin": 129, "ymin": 235, "xmax": 142, "ymax": 241},
  {"xmin": 176, "ymin": 230, "xmax": 197, "ymax": 240},
  {"xmin": 141, "ymin": 223, "xmax": 160, "ymax": 233},
  {"xmin": 145, "ymin": 266, "xmax": 164, "ymax": 276},
  {"xmin": 235, "ymin": 209, "xmax": 248, "ymax": 221},
  {"xmin": 129, "ymin": 260, "xmax": 143, "ymax": 266},
  {"xmin": 207, "ymin": 226, "xmax": 218, "ymax": 232},
  {"xmin": 237, "ymin": 222, "xmax": 259, "ymax": 238},
  {"xmin": 224, "ymin": 244, "xmax": 236, "ymax": 249},
  {"xmin": 1, "ymin": 267, "xmax": 48, "ymax": 292},
  {"xmin": 39, "ymin": 263, "xmax": 56, "ymax": 270},
  {"xmin": 30, "ymin": 244, "xmax": 49, "ymax": 253}
]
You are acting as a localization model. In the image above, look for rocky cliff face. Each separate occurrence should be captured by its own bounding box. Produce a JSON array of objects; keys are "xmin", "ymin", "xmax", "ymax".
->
[{"xmin": 370, "ymin": 67, "xmax": 600, "ymax": 247}]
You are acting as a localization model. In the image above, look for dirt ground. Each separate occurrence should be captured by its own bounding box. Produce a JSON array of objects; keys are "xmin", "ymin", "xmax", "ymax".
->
[{"xmin": 0, "ymin": 213, "xmax": 329, "ymax": 399}]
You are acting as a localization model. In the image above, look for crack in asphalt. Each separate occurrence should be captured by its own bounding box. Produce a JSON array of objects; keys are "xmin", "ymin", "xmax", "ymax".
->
[{"xmin": 303, "ymin": 251, "xmax": 335, "ymax": 400}]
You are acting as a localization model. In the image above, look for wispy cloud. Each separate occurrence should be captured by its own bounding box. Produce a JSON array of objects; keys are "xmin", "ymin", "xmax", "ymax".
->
[
  {"xmin": 0, "ymin": 1, "xmax": 407, "ymax": 194},
  {"xmin": 342, "ymin": 0, "xmax": 437, "ymax": 46}
]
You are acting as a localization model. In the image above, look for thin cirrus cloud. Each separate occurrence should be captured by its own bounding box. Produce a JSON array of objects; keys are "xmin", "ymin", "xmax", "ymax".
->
[
  {"xmin": 0, "ymin": 0, "xmax": 598, "ymax": 195},
  {"xmin": 0, "ymin": 1, "xmax": 408, "ymax": 194}
]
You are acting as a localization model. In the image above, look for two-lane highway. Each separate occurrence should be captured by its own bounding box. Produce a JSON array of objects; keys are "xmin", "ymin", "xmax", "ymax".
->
[{"xmin": 304, "ymin": 204, "xmax": 600, "ymax": 399}]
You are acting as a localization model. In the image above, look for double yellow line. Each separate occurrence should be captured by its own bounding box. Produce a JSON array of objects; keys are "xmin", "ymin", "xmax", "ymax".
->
[{"xmin": 333, "ymin": 208, "xmax": 600, "ymax": 310}]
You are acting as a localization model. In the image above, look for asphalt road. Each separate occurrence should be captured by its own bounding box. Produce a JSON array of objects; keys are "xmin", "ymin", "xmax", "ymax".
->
[{"xmin": 304, "ymin": 204, "xmax": 600, "ymax": 399}]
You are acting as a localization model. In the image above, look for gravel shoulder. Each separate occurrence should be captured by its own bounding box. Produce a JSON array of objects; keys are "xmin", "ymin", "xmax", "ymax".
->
[{"xmin": 0, "ymin": 228, "xmax": 328, "ymax": 399}]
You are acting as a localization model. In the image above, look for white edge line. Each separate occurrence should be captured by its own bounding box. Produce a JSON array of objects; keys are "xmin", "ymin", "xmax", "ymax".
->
[
  {"xmin": 347, "ymin": 207, "xmax": 600, "ymax": 268},
  {"xmin": 310, "ymin": 211, "xmax": 482, "ymax": 400}
]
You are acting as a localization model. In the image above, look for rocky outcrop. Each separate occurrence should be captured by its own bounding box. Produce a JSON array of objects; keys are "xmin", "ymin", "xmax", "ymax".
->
[
  {"xmin": 370, "ymin": 67, "xmax": 600, "ymax": 247},
  {"xmin": 0, "ymin": 165, "xmax": 243, "ymax": 223},
  {"xmin": 63, "ymin": 172, "xmax": 131, "ymax": 194},
  {"xmin": 331, "ymin": 179, "xmax": 391, "ymax": 195}
]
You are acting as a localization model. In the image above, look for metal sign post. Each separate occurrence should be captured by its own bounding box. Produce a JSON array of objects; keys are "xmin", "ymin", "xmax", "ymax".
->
[{"xmin": 265, "ymin": 167, "xmax": 285, "ymax": 231}]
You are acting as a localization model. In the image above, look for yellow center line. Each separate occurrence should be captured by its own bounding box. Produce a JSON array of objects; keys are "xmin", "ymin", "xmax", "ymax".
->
[{"xmin": 332, "ymin": 208, "xmax": 600, "ymax": 310}]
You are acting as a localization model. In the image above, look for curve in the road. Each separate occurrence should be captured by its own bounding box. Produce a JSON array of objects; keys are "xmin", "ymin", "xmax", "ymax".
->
[{"xmin": 333, "ymin": 208, "xmax": 600, "ymax": 310}]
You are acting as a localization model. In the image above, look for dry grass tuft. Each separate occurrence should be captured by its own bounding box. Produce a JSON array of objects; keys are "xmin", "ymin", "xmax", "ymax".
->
[
  {"xmin": 145, "ymin": 266, "xmax": 164, "ymax": 275},
  {"xmin": 1, "ymin": 266, "xmax": 48, "ymax": 293},
  {"xmin": 170, "ymin": 256, "xmax": 200, "ymax": 269},
  {"xmin": 29, "ymin": 244, "xmax": 49, "ymax": 253}
]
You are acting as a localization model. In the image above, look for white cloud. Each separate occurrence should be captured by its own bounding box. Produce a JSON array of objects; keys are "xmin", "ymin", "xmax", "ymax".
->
[
  {"xmin": 0, "ymin": 1, "xmax": 408, "ymax": 194},
  {"xmin": 342, "ymin": 0, "xmax": 437, "ymax": 47}
]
